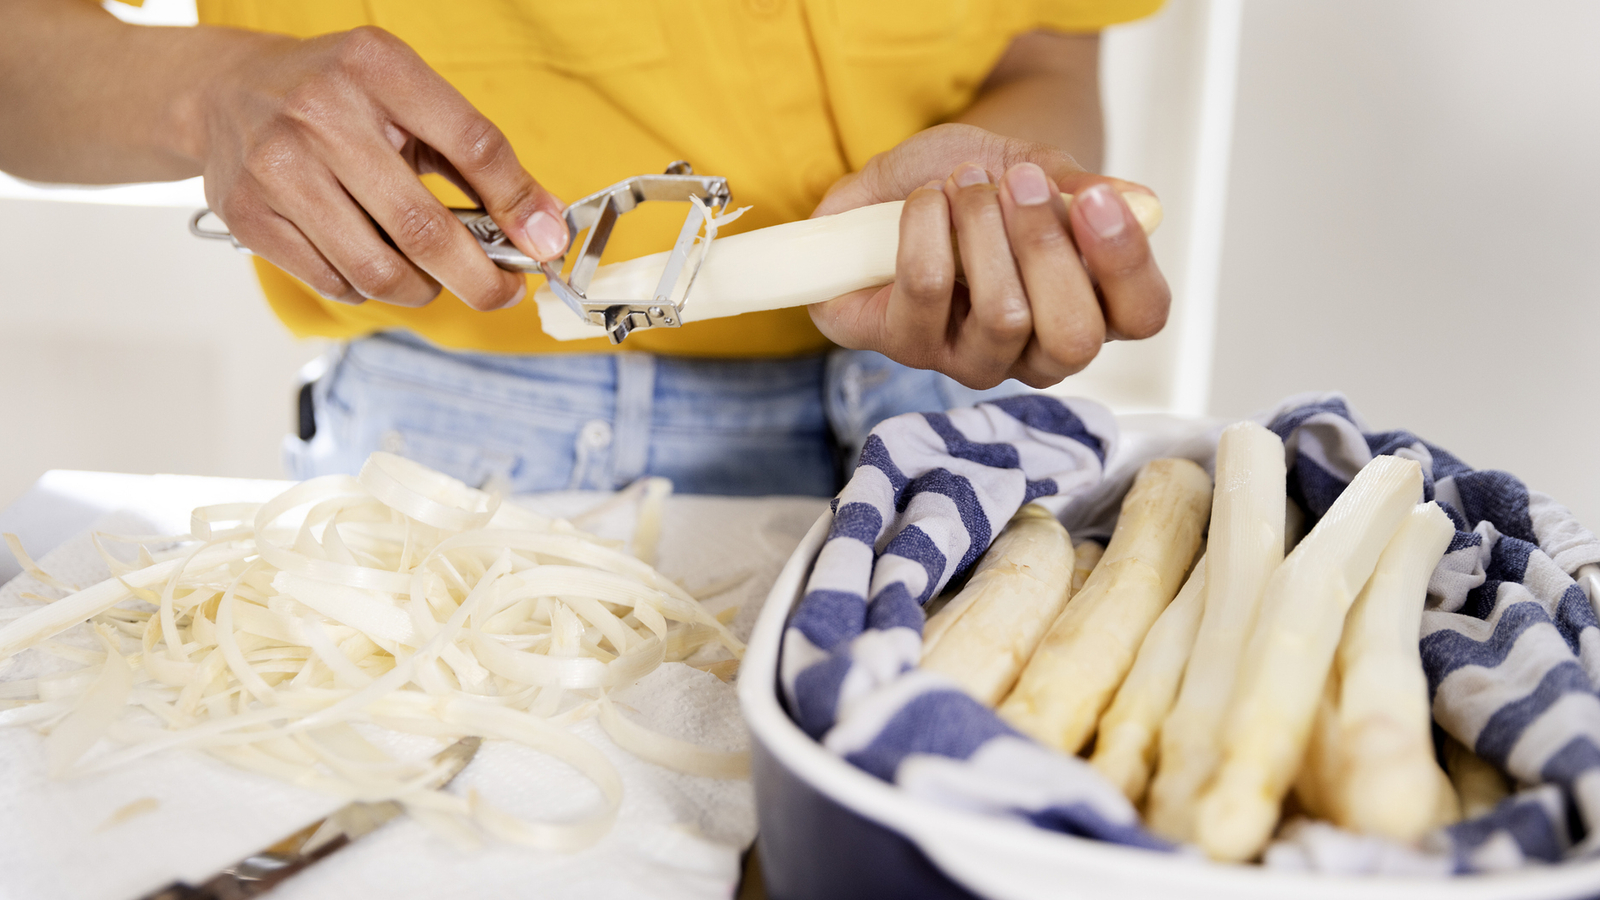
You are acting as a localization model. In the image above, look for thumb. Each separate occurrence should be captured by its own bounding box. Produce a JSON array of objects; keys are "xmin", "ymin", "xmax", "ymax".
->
[{"xmin": 810, "ymin": 171, "xmax": 878, "ymax": 219}]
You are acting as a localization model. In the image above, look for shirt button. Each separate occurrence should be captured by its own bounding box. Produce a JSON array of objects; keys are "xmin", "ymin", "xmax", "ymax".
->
[{"xmin": 744, "ymin": 0, "xmax": 784, "ymax": 19}]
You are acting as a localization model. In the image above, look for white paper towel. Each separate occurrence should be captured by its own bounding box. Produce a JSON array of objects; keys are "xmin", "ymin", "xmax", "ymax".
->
[{"xmin": 0, "ymin": 481, "xmax": 826, "ymax": 900}]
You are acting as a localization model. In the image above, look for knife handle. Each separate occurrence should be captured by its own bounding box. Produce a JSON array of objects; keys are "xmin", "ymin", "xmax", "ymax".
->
[
  {"xmin": 133, "ymin": 831, "xmax": 350, "ymax": 900},
  {"xmin": 135, "ymin": 861, "xmax": 331, "ymax": 900}
]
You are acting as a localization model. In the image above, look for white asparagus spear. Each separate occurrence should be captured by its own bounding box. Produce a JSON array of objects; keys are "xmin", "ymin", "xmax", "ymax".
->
[
  {"xmin": 1292, "ymin": 669, "xmax": 1344, "ymax": 821},
  {"xmin": 1579, "ymin": 563, "xmax": 1600, "ymax": 620},
  {"xmin": 1303, "ymin": 709, "xmax": 1462, "ymax": 832},
  {"xmin": 1089, "ymin": 553, "xmax": 1207, "ymax": 803},
  {"xmin": 1145, "ymin": 422, "xmax": 1285, "ymax": 842},
  {"xmin": 1194, "ymin": 455, "xmax": 1423, "ymax": 862},
  {"xmin": 1292, "ymin": 505, "xmax": 1461, "ymax": 838},
  {"xmin": 920, "ymin": 505, "xmax": 1076, "ymax": 706},
  {"xmin": 997, "ymin": 459, "xmax": 1211, "ymax": 754},
  {"xmin": 1073, "ymin": 541, "xmax": 1105, "ymax": 595},
  {"xmin": 1432, "ymin": 766, "xmax": 1465, "ymax": 831},
  {"xmin": 1443, "ymin": 735, "xmax": 1512, "ymax": 819},
  {"xmin": 1324, "ymin": 501, "xmax": 1457, "ymax": 841},
  {"xmin": 535, "ymin": 191, "xmax": 1163, "ymax": 340},
  {"xmin": 1285, "ymin": 499, "xmax": 1307, "ymax": 554}
]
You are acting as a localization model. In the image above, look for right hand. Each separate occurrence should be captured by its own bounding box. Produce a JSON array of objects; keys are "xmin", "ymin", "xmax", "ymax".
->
[
  {"xmin": 808, "ymin": 124, "xmax": 1169, "ymax": 390},
  {"xmin": 197, "ymin": 26, "xmax": 566, "ymax": 309}
]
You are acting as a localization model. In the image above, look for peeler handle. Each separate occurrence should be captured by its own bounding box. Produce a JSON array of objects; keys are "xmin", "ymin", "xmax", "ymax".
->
[
  {"xmin": 188, "ymin": 209, "xmax": 255, "ymax": 255},
  {"xmin": 187, "ymin": 205, "xmax": 539, "ymax": 268},
  {"xmin": 187, "ymin": 161, "xmax": 730, "ymax": 345}
]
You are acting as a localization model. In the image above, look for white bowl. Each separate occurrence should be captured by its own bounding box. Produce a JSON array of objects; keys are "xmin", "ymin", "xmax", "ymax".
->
[{"xmin": 738, "ymin": 511, "xmax": 1600, "ymax": 900}]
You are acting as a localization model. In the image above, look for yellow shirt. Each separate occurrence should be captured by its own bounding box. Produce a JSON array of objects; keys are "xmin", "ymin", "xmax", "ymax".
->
[{"xmin": 196, "ymin": 0, "xmax": 1161, "ymax": 357}]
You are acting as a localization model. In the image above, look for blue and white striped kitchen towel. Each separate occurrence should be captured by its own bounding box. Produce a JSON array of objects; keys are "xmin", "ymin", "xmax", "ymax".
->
[
  {"xmin": 1267, "ymin": 393, "xmax": 1600, "ymax": 871},
  {"xmin": 782, "ymin": 390, "xmax": 1600, "ymax": 872},
  {"xmin": 780, "ymin": 394, "xmax": 1170, "ymax": 848}
]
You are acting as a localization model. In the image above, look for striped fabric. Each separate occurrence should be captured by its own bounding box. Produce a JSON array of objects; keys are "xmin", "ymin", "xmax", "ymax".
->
[
  {"xmin": 780, "ymin": 392, "xmax": 1600, "ymax": 873},
  {"xmin": 780, "ymin": 394, "xmax": 1170, "ymax": 848},
  {"xmin": 1267, "ymin": 394, "xmax": 1600, "ymax": 871}
]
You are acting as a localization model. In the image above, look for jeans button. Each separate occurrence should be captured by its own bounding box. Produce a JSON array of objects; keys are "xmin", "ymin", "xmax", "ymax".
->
[
  {"xmin": 379, "ymin": 429, "xmax": 406, "ymax": 454},
  {"xmin": 579, "ymin": 419, "xmax": 613, "ymax": 449}
]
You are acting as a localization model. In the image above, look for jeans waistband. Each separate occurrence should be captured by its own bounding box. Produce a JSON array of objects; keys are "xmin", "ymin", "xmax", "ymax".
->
[{"xmin": 371, "ymin": 330, "xmax": 830, "ymax": 392}]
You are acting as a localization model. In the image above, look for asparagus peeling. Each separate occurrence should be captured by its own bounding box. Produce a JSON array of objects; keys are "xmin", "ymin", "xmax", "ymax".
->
[{"xmin": 0, "ymin": 453, "xmax": 745, "ymax": 851}]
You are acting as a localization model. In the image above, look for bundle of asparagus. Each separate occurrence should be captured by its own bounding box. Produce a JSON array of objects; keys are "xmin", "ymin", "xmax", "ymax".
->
[{"xmin": 921, "ymin": 422, "xmax": 1476, "ymax": 863}]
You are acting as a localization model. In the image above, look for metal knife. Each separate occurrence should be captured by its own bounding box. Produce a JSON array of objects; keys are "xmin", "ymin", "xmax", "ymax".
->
[{"xmin": 135, "ymin": 736, "xmax": 481, "ymax": 900}]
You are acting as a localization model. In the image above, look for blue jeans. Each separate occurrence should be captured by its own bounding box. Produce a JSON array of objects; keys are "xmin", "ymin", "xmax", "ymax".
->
[{"xmin": 284, "ymin": 331, "xmax": 1026, "ymax": 497}]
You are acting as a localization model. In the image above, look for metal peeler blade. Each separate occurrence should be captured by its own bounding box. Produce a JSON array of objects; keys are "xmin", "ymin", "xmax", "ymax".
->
[{"xmin": 190, "ymin": 162, "xmax": 731, "ymax": 345}]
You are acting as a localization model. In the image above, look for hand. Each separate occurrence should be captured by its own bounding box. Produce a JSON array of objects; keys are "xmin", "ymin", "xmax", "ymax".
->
[
  {"xmin": 197, "ymin": 27, "xmax": 567, "ymax": 309},
  {"xmin": 809, "ymin": 123, "xmax": 1170, "ymax": 389}
]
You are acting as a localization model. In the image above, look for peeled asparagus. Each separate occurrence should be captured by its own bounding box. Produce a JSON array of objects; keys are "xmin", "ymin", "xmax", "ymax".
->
[
  {"xmin": 1299, "ymin": 674, "xmax": 1463, "ymax": 834},
  {"xmin": 997, "ymin": 459, "xmax": 1211, "ymax": 754},
  {"xmin": 1444, "ymin": 735, "xmax": 1512, "ymax": 819},
  {"xmin": 1293, "ymin": 506, "xmax": 1463, "ymax": 839},
  {"xmin": 535, "ymin": 191, "xmax": 1164, "ymax": 341},
  {"xmin": 1194, "ymin": 455, "xmax": 1424, "ymax": 862},
  {"xmin": 1580, "ymin": 563, "xmax": 1600, "ymax": 620},
  {"xmin": 1292, "ymin": 670, "xmax": 1344, "ymax": 821},
  {"xmin": 1324, "ymin": 502, "xmax": 1458, "ymax": 841},
  {"xmin": 1146, "ymin": 423, "xmax": 1286, "ymax": 842},
  {"xmin": 1432, "ymin": 767, "xmax": 1465, "ymax": 831},
  {"xmin": 920, "ymin": 505, "xmax": 1076, "ymax": 706},
  {"xmin": 1073, "ymin": 541, "xmax": 1105, "ymax": 595},
  {"xmin": 1089, "ymin": 553, "xmax": 1207, "ymax": 803},
  {"xmin": 1285, "ymin": 499, "xmax": 1307, "ymax": 554}
]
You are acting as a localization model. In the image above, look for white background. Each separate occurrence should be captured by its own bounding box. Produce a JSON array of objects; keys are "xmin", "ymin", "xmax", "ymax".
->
[
  {"xmin": 1209, "ymin": 1, "xmax": 1600, "ymax": 528},
  {"xmin": 0, "ymin": 0, "xmax": 1595, "ymax": 528}
]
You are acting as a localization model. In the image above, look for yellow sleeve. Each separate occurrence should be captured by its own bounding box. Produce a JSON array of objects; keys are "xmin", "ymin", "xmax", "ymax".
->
[{"xmin": 1033, "ymin": 0, "xmax": 1165, "ymax": 32}]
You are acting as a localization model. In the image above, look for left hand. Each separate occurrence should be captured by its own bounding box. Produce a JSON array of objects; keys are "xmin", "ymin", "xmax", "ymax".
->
[{"xmin": 809, "ymin": 123, "xmax": 1171, "ymax": 390}]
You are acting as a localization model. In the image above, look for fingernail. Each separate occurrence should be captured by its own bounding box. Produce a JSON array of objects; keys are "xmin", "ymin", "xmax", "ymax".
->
[
  {"xmin": 1005, "ymin": 163, "xmax": 1052, "ymax": 206},
  {"xmin": 524, "ymin": 210, "xmax": 569, "ymax": 260},
  {"xmin": 503, "ymin": 281, "xmax": 527, "ymax": 309},
  {"xmin": 1077, "ymin": 184, "xmax": 1127, "ymax": 239},
  {"xmin": 322, "ymin": 288, "xmax": 364, "ymax": 306},
  {"xmin": 922, "ymin": 180, "xmax": 944, "ymax": 192},
  {"xmin": 953, "ymin": 164, "xmax": 990, "ymax": 188}
]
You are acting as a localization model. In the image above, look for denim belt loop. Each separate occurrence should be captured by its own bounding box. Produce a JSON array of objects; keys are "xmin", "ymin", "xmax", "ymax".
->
[
  {"xmin": 610, "ymin": 352, "xmax": 656, "ymax": 487},
  {"xmin": 568, "ymin": 419, "xmax": 614, "ymax": 490}
]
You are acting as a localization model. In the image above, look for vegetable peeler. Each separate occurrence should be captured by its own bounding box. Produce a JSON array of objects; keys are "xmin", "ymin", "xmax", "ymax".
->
[{"xmin": 190, "ymin": 161, "xmax": 731, "ymax": 344}]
